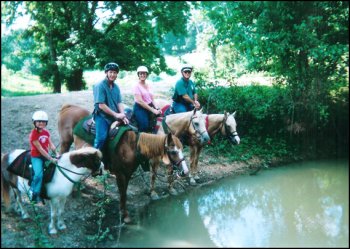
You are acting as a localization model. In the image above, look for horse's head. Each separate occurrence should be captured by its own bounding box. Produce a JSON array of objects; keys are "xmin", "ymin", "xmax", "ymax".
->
[
  {"xmin": 162, "ymin": 133, "xmax": 189, "ymax": 177},
  {"xmin": 223, "ymin": 111, "xmax": 240, "ymax": 145},
  {"xmin": 189, "ymin": 108, "xmax": 211, "ymax": 145},
  {"xmin": 69, "ymin": 147, "xmax": 104, "ymax": 177}
]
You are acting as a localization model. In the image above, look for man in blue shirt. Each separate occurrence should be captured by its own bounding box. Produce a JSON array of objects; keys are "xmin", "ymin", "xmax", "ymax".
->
[
  {"xmin": 172, "ymin": 64, "xmax": 201, "ymax": 113},
  {"xmin": 93, "ymin": 62, "xmax": 129, "ymax": 150}
]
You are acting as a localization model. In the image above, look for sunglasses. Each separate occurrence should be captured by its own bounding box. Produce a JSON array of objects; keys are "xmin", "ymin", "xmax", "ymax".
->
[{"xmin": 183, "ymin": 71, "xmax": 192, "ymax": 74}]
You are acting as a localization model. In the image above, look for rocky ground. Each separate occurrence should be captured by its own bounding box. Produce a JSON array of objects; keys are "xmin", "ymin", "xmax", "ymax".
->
[{"xmin": 1, "ymin": 85, "xmax": 268, "ymax": 248}]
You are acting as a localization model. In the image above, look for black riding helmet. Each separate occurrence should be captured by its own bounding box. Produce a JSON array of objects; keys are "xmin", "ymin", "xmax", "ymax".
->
[{"xmin": 104, "ymin": 62, "xmax": 119, "ymax": 73}]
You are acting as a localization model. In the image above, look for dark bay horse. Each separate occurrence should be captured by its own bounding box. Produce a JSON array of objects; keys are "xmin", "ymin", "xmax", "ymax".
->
[
  {"xmin": 154, "ymin": 98, "xmax": 240, "ymax": 186},
  {"xmin": 57, "ymin": 104, "xmax": 188, "ymax": 223},
  {"xmin": 1, "ymin": 147, "xmax": 103, "ymax": 235}
]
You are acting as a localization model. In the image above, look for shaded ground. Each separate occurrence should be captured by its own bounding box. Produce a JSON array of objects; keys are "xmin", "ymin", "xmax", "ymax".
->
[{"xmin": 1, "ymin": 87, "xmax": 269, "ymax": 248}]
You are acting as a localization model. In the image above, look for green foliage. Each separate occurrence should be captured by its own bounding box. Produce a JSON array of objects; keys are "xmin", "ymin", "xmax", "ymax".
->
[{"xmin": 3, "ymin": 1, "xmax": 192, "ymax": 92}]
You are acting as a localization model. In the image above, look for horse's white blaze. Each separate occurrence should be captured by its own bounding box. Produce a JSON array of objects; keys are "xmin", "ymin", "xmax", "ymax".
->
[{"xmin": 178, "ymin": 149, "xmax": 188, "ymax": 175}]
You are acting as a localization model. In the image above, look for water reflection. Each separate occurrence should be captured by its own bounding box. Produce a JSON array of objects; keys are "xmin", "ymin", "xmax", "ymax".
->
[{"xmin": 119, "ymin": 160, "xmax": 348, "ymax": 247}]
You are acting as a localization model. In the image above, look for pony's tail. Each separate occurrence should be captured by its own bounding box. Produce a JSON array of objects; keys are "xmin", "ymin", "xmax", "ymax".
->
[{"xmin": 1, "ymin": 154, "xmax": 11, "ymax": 209}]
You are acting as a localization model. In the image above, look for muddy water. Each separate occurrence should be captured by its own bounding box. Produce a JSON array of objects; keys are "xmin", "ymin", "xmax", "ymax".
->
[{"xmin": 117, "ymin": 159, "xmax": 349, "ymax": 247}]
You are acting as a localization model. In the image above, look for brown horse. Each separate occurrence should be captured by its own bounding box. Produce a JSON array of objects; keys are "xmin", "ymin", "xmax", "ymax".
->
[
  {"xmin": 57, "ymin": 104, "xmax": 188, "ymax": 223},
  {"xmin": 154, "ymin": 98, "xmax": 240, "ymax": 186},
  {"xmin": 1, "ymin": 147, "xmax": 103, "ymax": 235}
]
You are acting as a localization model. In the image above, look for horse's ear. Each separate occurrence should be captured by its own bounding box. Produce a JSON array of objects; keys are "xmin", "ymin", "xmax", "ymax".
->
[
  {"xmin": 233, "ymin": 111, "xmax": 236, "ymax": 117},
  {"xmin": 166, "ymin": 133, "xmax": 173, "ymax": 145},
  {"xmin": 224, "ymin": 110, "xmax": 228, "ymax": 117}
]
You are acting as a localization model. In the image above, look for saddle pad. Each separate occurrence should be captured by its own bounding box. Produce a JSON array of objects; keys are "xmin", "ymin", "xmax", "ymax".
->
[
  {"xmin": 7, "ymin": 150, "xmax": 31, "ymax": 179},
  {"xmin": 107, "ymin": 126, "xmax": 133, "ymax": 152},
  {"xmin": 74, "ymin": 115, "xmax": 132, "ymax": 152},
  {"xmin": 73, "ymin": 115, "xmax": 95, "ymax": 145}
]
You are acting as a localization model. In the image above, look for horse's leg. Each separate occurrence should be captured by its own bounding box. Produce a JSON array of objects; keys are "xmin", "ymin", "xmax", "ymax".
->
[
  {"xmin": 167, "ymin": 165, "xmax": 178, "ymax": 196},
  {"xmin": 193, "ymin": 146, "xmax": 203, "ymax": 181},
  {"xmin": 115, "ymin": 174, "xmax": 131, "ymax": 224},
  {"xmin": 13, "ymin": 188, "xmax": 29, "ymax": 219},
  {"xmin": 48, "ymin": 197, "xmax": 59, "ymax": 235},
  {"xmin": 150, "ymin": 159, "xmax": 160, "ymax": 200},
  {"xmin": 56, "ymin": 196, "xmax": 67, "ymax": 231},
  {"xmin": 189, "ymin": 145, "xmax": 198, "ymax": 185}
]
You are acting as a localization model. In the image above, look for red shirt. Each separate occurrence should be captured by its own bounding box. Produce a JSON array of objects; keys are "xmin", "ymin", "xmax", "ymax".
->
[{"xmin": 29, "ymin": 128, "xmax": 50, "ymax": 157}]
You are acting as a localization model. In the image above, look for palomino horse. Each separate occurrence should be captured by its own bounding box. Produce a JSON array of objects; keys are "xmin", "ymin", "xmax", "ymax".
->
[
  {"xmin": 154, "ymin": 98, "xmax": 240, "ymax": 186},
  {"xmin": 147, "ymin": 105, "xmax": 210, "ymax": 199},
  {"xmin": 1, "ymin": 147, "xmax": 103, "ymax": 235},
  {"xmin": 57, "ymin": 104, "xmax": 189, "ymax": 223}
]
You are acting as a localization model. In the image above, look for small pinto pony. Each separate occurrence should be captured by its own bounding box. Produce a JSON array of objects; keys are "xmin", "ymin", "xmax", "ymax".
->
[
  {"xmin": 1, "ymin": 147, "xmax": 103, "ymax": 235},
  {"xmin": 154, "ymin": 98, "xmax": 240, "ymax": 185},
  {"xmin": 57, "ymin": 104, "xmax": 188, "ymax": 223}
]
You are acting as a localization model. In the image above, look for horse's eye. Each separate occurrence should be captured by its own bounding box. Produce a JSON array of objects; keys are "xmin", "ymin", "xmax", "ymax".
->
[{"xmin": 194, "ymin": 122, "xmax": 199, "ymax": 127}]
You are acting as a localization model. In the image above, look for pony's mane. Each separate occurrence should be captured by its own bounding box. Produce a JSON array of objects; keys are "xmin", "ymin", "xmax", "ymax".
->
[
  {"xmin": 70, "ymin": 147, "xmax": 102, "ymax": 158},
  {"xmin": 137, "ymin": 133, "xmax": 166, "ymax": 158}
]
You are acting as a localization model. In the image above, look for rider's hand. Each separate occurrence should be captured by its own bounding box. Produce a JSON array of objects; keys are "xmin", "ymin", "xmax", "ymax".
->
[{"xmin": 194, "ymin": 100, "xmax": 200, "ymax": 109}]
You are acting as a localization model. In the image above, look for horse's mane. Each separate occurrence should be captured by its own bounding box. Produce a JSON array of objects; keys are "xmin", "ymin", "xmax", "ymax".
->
[
  {"xmin": 71, "ymin": 147, "xmax": 102, "ymax": 158},
  {"xmin": 137, "ymin": 133, "xmax": 166, "ymax": 158}
]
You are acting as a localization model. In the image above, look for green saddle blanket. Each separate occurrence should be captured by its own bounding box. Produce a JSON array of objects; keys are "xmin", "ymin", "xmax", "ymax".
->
[{"xmin": 73, "ymin": 115, "xmax": 132, "ymax": 151}]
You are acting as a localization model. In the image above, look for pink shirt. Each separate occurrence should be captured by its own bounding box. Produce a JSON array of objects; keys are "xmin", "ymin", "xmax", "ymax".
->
[{"xmin": 134, "ymin": 83, "xmax": 153, "ymax": 104}]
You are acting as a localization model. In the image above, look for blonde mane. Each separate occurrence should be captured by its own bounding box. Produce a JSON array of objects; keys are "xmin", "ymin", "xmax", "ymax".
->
[{"xmin": 137, "ymin": 133, "xmax": 166, "ymax": 158}]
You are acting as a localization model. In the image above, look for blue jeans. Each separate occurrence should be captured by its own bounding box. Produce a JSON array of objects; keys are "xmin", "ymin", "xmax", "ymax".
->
[
  {"xmin": 93, "ymin": 114, "xmax": 111, "ymax": 150},
  {"xmin": 172, "ymin": 102, "xmax": 194, "ymax": 113},
  {"xmin": 30, "ymin": 156, "xmax": 44, "ymax": 195},
  {"xmin": 133, "ymin": 103, "xmax": 152, "ymax": 132}
]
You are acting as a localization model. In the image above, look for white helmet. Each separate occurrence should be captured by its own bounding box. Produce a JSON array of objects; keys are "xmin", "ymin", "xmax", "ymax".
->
[
  {"xmin": 32, "ymin": 110, "xmax": 48, "ymax": 122},
  {"xmin": 137, "ymin": 66, "xmax": 149, "ymax": 75},
  {"xmin": 181, "ymin": 64, "xmax": 193, "ymax": 72}
]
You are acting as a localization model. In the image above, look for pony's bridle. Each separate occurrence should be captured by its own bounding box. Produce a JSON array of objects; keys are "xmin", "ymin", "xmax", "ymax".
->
[
  {"xmin": 164, "ymin": 138, "xmax": 186, "ymax": 175},
  {"xmin": 222, "ymin": 116, "xmax": 239, "ymax": 143},
  {"xmin": 189, "ymin": 113, "xmax": 207, "ymax": 140}
]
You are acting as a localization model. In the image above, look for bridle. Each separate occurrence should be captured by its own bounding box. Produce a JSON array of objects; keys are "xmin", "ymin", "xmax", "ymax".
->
[
  {"xmin": 188, "ymin": 113, "xmax": 207, "ymax": 140},
  {"xmin": 222, "ymin": 115, "xmax": 239, "ymax": 142},
  {"xmin": 209, "ymin": 114, "xmax": 239, "ymax": 142},
  {"xmin": 164, "ymin": 137, "xmax": 186, "ymax": 175}
]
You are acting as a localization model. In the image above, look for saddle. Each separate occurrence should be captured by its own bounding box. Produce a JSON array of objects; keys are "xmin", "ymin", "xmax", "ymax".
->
[
  {"xmin": 7, "ymin": 150, "xmax": 57, "ymax": 200},
  {"xmin": 82, "ymin": 117, "xmax": 137, "ymax": 139},
  {"xmin": 7, "ymin": 150, "xmax": 56, "ymax": 184}
]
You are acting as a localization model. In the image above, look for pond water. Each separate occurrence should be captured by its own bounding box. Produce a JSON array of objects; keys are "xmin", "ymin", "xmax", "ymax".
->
[{"xmin": 117, "ymin": 159, "xmax": 349, "ymax": 247}]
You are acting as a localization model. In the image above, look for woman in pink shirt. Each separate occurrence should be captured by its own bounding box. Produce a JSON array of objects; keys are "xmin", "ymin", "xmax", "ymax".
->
[{"xmin": 133, "ymin": 66, "xmax": 162, "ymax": 132}]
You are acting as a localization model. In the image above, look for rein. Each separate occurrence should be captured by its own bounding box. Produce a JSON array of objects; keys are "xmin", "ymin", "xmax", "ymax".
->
[{"xmin": 56, "ymin": 163, "xmax": 91, "ymax": 184}]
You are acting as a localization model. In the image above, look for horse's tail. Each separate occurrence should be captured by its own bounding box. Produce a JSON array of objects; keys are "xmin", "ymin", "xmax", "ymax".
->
[{"xmin": 1, "ymin": 154, "xmax": 11, "ymax": 209}]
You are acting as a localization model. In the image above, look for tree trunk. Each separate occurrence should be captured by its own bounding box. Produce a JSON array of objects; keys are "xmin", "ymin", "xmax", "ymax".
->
[{"xmin": 66, "ymin": 69, "xmax": 85, "ymax": 91}]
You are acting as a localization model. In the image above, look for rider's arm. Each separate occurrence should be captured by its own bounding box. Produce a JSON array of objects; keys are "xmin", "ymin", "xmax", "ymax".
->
[
  {"xmin": 33, "ymin": 140, "xmax": 55, "ymax": 162},
  {"xmin": 135, "ymin": 94, "xmax": 160, "ymax": 114}
]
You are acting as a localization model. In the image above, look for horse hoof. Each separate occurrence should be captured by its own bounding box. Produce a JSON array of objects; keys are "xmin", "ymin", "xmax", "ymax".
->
[
  {"xmin": 189, "ymin": 178, "xmax": 197, "ymax": 186},
  {"xmin": 169, "ymin": 188, "xmax": 178, "ymax": 196},
  {"xmin": 22, "ymin": 214, "xmax": 30, "ymax": 220},
  {"xmin": 48, "ymin": 229, "xmax": 58, "ymax": 236},
  {"xmin": 150, "ymin": 192, "xmax": 160, "ymax": 201},
  {"xmin": 58, "ymin": 224, "xmax": 67, "ymax": 231},
  {"xmin": 123, "ymin": 216, "xmax": 132, "ymax": 224}
]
